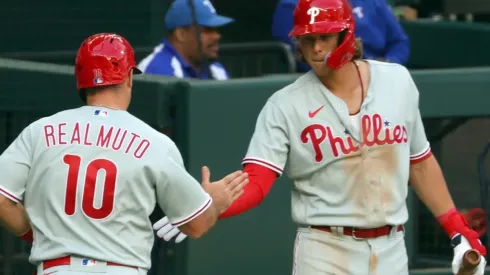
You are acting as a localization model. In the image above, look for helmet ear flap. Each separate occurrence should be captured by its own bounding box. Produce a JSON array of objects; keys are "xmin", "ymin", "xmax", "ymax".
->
[{"xmin": 325, "ymin": 29, "xmax": 356, "ymax": 69}]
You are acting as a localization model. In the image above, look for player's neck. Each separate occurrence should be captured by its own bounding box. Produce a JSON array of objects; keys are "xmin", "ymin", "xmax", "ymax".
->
[
  {"xmin": 319, "ymin": 61, "xmax": 358, "ymax": 96},
  {"xmin": 86, "ymin": 95, "xmax": 128, "ymax": 111}
]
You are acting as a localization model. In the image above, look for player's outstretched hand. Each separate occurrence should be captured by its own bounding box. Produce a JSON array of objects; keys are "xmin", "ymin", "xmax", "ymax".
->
[
  {"xmin": 153, "ymin": 167, "xmax": 248, "ymax": 244},
  {"xmin": 201, "ymin": 166, "xmax": 248, "ymax": 214}
]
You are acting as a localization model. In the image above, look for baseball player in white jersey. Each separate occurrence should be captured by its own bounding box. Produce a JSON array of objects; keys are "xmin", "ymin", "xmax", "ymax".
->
[
  {"xmin": 155, "ymin": 0, "xmax": 486, "ymax": 274},
  {"xmin": 0, "ymin": 33, "xmax": 248, "ymax": 275}
]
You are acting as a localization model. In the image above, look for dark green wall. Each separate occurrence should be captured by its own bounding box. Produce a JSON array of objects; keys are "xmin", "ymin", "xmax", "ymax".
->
[
  {"xmin": 0, "ymin": 0, "xmax": 170, "ymax": 53},
  {"xmin": 179, "ymin": 77, "xmax": 299, "ymax": 275},
  {"xmin": 403, "ymin": 21, "xmax": 490, "ymax": 69}
]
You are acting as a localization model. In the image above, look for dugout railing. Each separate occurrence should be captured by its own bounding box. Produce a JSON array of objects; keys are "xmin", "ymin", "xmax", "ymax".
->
[{"xmin": 0, "ymin": 41, "xmax": 297, "ymax": 79}]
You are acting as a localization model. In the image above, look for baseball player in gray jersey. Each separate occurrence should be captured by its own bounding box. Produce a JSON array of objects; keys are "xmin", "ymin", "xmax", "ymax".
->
[
  {"xmin": 0, "ymin": 33, "xmax": 248, "ymax": 275},
  {"xmin": 153, "ymin": 0, "xmax": 487, "ymax": 274}
]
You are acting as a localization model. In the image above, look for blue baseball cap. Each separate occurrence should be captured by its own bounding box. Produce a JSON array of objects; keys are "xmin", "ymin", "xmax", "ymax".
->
[{"xmin": 165, "ymin": 0, "xmax": 235, "ymax": 29}]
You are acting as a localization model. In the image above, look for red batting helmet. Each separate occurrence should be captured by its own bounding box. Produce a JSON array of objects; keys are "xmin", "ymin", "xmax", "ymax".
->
[
  {"xmin": 75, "ymin": 33, "xmax": 142, "ymax": 89},
  {"xmin": 289, "ymin": 0, "xmax": 356, "ymax": 69}
]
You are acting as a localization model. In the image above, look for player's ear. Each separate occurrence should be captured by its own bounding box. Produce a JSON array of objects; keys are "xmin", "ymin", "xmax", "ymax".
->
[
  {"xmin": 295, "ymin": 41, "xmax": 306, "ymax": 63},
  {"xmin": 127, "ymin": 70, "xmax": 134, "ymax": 89},
  {"xmin": 174, "ymin": 27, "xmax": 186, "ymax": 42}
]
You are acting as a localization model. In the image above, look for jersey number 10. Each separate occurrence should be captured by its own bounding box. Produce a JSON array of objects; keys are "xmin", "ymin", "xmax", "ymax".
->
[{"xmin": 63, "ymin": 154, "xmax": 117, "ymax": 219}]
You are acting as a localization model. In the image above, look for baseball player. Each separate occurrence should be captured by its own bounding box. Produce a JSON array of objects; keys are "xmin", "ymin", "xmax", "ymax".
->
[
  {"xmin": 155, "ymin": 0, "xmax": 487, "ymax": 274},
  {"xmin": 0, "ymin": 33, "xmax": 248, "ymax": 275}
]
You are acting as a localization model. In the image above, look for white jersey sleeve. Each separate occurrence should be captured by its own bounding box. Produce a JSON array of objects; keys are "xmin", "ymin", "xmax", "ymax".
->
[
  {"xmin": 407, "ymin": 74, "xmax": 432, "ymax": 164},
  {"xmin": 242, "ymin": 100, "xmax": 289, "ymax": 175},
  {"xmin": 156, "ymin": 141, "xmax": 212, "ymax": 227},
  {"xmin": 0, "ymin": 125, "xmax": 33, "ymax": 203}
]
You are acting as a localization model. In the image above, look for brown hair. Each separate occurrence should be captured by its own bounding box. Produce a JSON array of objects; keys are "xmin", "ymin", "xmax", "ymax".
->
[
  {"xmin": 353, "ymin": 37, "xmax": 363, "ymax": 60},
  {"xmin": 294, "ymin": 33, "xmax": 364, "ymax": 63}
]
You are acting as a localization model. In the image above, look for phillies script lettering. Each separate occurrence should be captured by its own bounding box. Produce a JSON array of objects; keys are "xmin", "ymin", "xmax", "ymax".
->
[{"xmin": 301, "ymin": 114, "xmax": 408, "ymax": 161}]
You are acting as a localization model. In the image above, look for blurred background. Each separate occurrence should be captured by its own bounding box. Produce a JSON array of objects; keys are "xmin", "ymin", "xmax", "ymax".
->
[{"xmin": 2, "ymin": 0, "xmax": 490, "ymax": 274}]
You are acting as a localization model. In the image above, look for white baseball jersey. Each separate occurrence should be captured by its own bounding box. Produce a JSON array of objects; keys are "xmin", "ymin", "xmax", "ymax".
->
[
  {"xmin": 0, "ymin": 105, "xmax": 211, "ymax": 269},
  {"xmin": 242, "ymin": 60, "xmax": 431, "ymax": 228}
]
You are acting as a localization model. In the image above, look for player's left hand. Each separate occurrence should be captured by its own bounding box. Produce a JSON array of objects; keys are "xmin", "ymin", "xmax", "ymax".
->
[
  {"xmin": 153, "ymin": 216, "xmax": 188, "ymax": 243},
  {"xmin": 440, "ymin": 210, "xmax": 487, "ymax": 257},
  {"xmin": 451, "ymin": 234, "xmax": 486, "ymax": 275}
]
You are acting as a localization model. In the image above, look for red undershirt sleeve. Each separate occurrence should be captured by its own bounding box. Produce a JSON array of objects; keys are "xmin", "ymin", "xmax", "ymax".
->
[{"xmin": 219, "ymin": 163, "xmax": 278, "ymax": 218}]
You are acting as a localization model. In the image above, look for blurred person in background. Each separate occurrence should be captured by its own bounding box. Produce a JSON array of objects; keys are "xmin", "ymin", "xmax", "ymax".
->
[
  {"xmin": 272, "ymin": 0, "xmax": 411, "ymax": 72},
  {"xmin": 393, "ymin": 0, "xmax": 443, "ymax": 20},
  {"xmin": 138, "ymin": 0, "xmax": 233, "ymax": 80}
]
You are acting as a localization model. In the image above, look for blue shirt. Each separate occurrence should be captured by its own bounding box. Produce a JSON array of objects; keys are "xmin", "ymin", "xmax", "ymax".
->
[
  {"xmin": 137, "ymin": 38, "xmax": 230, "ymax": 80},
  {"xmin": 271, "ymin": 0, "xmax": 410, "ymax": 72}
]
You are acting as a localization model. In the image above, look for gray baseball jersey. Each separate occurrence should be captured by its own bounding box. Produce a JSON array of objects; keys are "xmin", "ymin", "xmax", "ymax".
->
[
  {"xmin": 0, "ymin": 105, "xmax": 211, "ymax": 269},
  {"xmin": 242, "ymin": 60, "xmax": 431, "ymax": 228}
]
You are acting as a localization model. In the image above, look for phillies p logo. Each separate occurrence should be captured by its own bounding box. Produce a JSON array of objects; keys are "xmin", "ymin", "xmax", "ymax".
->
[{"xmin": 307, "ymin": 7, "xmax": 320, "ymax": 24}]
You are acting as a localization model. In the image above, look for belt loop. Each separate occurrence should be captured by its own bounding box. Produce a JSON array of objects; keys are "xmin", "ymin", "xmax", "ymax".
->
[
  {"xmin": 389, "ymin": 225, "xmax": 403, "ymax": 239},
  {"xmin": 331, "ymin": 226, "xmax": 344, "ymax": 237},
  {"xmin": 389, "ymin": 225, "xmax": 397, "ymax": 238},
  {"xmin": 338, "ymin": 226, "xmax": 344, "ymax": 236}
]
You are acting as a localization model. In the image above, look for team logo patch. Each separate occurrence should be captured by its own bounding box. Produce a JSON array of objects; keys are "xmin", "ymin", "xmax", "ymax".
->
[
  {"xmin": 94, "ymin": 110, "xmax": 108, "ymax": 117},
  {"xmin": 81, "ymin": 259, "xmax": 97, "ymax": 266},
  {"xmin": 93, "ymin": 69, "xmax": 103, "ymax": 84}
]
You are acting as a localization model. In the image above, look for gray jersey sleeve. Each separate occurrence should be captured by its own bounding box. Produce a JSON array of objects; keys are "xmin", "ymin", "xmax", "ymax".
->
[
  {"xmin": 156, "ymin": 141, "xmax": 212, "ymax": 227},
  {"xmin": 0, "ymin": 126, "xmax": 33, "ymax": 203},
  {"xmin": 242, "ymin": 100, "xmax": 289, "ymax": 175},
  {"xmin": 407, "ymin": 74, "xmax": 431, "ymax": 164}
]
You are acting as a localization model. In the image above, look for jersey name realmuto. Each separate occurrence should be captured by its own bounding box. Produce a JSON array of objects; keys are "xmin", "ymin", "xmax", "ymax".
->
[
  {"xmin": 0, "ymin": 106, "xmax": 211, "ymax": 269},
  {"xmin": 243, "ymin": 60, "xmax": 431, "ymax": 228}
]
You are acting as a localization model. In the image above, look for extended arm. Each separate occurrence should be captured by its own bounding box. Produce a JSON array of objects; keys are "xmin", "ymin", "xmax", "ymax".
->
[
  {"xmin": 219, "ymin": 163, "xmax": 277, "ymax": 218},
  {"xmin": 409, "ymin": 155, "xmax": 454, "ymax": 217},
  {"xmin": 410, "ymin": 156, "xmax": 486, "ymax": 256},
  {"xmin": 0, "ymin": 125, "xmax": 34, "ymax": 243},
  {"xmin": 156, "ymin": 140, "xmax": 248, "ymax": 239},
  {"xmin": 154, "ymin": 99, "xmax": 287, "ymax": 242},
  {"xmin": 0, "ymin": 195, "xmax": 30, "ymax": 236},
  {"xmin": 406, "ymin": 70, "xmax": 486, "ymax": 259},
  {"xmin": 410, "ymin": 155, "xmax": 487, "ymax": 274},
  {"xmin": 153, "ymin": 163, "xmax": 277, "ymax": 242}
]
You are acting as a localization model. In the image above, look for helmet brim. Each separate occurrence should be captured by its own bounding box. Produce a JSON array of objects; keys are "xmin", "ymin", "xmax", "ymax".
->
[
  {"xmin": 133, "ymin": 67, "xmax": 143, "ymax": 75},
  {"xmin": 200, "ymin": 15, "xmax": 235, "ymax": 27},
  {"xmin": 288, "ymin": 22, "xmax": 347, "ymax": 37}
]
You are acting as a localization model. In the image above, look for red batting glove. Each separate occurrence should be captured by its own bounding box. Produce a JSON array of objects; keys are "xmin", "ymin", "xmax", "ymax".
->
[{"xmin": 438, "ymin": 208, "xmax": 487, "ymax": 256}]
